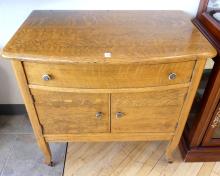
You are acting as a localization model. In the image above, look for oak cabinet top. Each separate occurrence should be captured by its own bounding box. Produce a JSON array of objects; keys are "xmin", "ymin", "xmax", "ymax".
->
[{"xmin": 2, "ymin": 10, "xmax": 216, "ymax": 63}]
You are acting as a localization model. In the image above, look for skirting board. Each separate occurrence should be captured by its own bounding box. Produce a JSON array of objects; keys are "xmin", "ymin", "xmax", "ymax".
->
[{"xmin": 0, "ymin": 104, "xmax": 26, "ymax": 115}]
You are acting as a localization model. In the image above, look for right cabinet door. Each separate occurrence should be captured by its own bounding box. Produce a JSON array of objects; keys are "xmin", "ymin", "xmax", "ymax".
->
[{"xmin": 111, "ymin": 88, "xmax": 188, "ymax": 133}]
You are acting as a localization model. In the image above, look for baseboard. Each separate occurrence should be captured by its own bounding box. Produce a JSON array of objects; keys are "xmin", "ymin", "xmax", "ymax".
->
[{"xmin": 0, "ymin": 104, "xmax": 26, "ymax": 115}]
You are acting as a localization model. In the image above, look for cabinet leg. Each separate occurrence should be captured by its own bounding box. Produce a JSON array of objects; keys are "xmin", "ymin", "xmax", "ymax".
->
[
  {"xmin": 37, "ymin": 138, "xmax": 53, "ymax": 166},
  {"xmin": 165, "ymin": 142, "xmax": 175, "ymax": 163},
  {"xmin": 165, "ymin": 150, "xmax": 174, "ymax": 163}
]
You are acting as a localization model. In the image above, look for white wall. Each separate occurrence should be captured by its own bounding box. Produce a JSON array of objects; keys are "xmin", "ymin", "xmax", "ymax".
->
[{"xmin": 0, "ymin": 0, "xmax": 200, "ymax": 104}]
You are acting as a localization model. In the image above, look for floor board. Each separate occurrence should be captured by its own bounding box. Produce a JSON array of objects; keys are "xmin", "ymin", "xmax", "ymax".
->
[{"xmin": 64, "ymin": 142, "xmax": 220, "ymax": 176}]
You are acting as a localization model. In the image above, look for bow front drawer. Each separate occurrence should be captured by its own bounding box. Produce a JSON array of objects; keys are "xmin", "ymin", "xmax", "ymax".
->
[{"xmin": 23, "ymin": 61, "xmax": 195, "ymax": 89}]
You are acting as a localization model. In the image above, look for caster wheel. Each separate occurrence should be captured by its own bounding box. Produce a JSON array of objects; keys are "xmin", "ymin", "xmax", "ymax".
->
[
  {"xmin": 168, "ymin": 160, "xmax": 173, "ymax": 164},
  {"xmin": 48, "ymin": 161, "xmax": 55, "ymax": 167}
]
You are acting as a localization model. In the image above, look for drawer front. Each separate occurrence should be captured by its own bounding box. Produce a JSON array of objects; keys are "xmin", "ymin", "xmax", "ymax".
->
[
  {"xmin": 24, "ymin": 61, "xmax": 195, "ymax": 88},
  {"xmin": 31, "ymin": 90, "xmax": 110, "ymax": 134},
  {"xmin": 111, "ymin": 87, "xmax": 188, "ymax": 133}
]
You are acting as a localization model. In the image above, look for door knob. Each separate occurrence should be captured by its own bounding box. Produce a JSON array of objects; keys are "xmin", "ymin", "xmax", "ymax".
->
[
  {"xmin": 42, "ymin": 74, "xmax": 51, "ymax": 81},
  {"xmin": 96, "ymin": 112, "xmax": 103, "ymax": 119},
  {"xmin": 168, "ymin": 72, "xmax": 176, "ymax": 80},
  {"xmin": 116, "ymin": 112, "xmax": 125, "ymax": 119}
]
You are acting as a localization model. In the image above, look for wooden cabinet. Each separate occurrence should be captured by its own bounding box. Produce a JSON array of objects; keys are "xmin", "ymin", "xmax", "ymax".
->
[
  {"xmin": 1, "ymin": 10, "xmax": 216, "ymax": 165},
  {"xmin": 180, "ymin": 59, "xmax": 220, "ymax": 162},
  {"xmin": 179, "ymin": 0, "xmax": 220, "ymax": 162}
]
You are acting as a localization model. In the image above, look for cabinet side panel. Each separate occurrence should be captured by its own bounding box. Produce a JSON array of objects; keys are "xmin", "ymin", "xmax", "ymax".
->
[
  {"xmin": 166, "ymin": 58, "xmax": 207, "ymax": 160},
  {"xmin": 11, "ymin": 60, "xmax": 52, "ymax": 163}
]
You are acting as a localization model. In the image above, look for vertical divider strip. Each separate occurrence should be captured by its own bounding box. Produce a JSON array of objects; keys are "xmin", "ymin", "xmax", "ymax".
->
[{"xmin": 109, "ymin": 93, "xmax": 111, "ymax": 133}]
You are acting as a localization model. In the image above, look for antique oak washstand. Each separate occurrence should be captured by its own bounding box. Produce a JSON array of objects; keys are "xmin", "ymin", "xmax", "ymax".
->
[{"xmin": 1, "ymin": 10, "xmax": 216, "ymax": 165}]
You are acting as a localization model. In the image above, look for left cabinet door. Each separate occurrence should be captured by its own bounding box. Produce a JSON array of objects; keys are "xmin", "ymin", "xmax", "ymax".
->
[{"xmin": 30, "ymin": 89, "xmax": 110, "ymax": 134}]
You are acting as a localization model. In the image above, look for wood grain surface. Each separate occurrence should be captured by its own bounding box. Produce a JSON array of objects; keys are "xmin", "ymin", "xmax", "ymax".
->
[
  {"xmin": 24, "ymin": 61, "xmax": 195, "ymax": 88},
  {"xmin": 64, "ymin": 141, "xmax": 220, "ymax": 176},
  {"xmin": 2, "ymin": 11, "xmax": 216, "ymax": 63},
  {"xmin": 44, "ymin": 133, "xmax": 173, "ymax": 142},
  {"xmin": 111, "ymin": 88, "xmax": 188, "ymax": 133},
  {"xmin": 1, "ymin": 11, "xmax": 217, "ymax": 164},
  {"xmin": 31, "ymin": 90, "xmax": 110, "ymax": 134},
  {"xmin": 11, "ymin": 60, "xmax": 52, "ymax": 165}
]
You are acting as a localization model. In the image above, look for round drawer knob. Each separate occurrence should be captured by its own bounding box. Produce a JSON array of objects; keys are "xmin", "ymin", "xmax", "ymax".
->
[
  {"xmin": 116, "ymin": 112, "xmax": 125, "ymax": 119},
  {"xmin": 168, "ymin": 72, "xmax": 176, "ymax": 80},
  {"xmin": 96, "ymin": 112, "xmax": 103, "ymax": 119},
  {"xmin": 42, "ymin": 74, "xmax": 51, "ymax": 81}
]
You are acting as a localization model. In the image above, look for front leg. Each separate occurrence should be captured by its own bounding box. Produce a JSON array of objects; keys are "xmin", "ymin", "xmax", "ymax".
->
[
  {"xmin": 165, "ymin": 144, "xmax": 174, "ymax": 163},
  {"xmin": 37, "ymin": 137, "xmax": 53, "ymax": 166}
]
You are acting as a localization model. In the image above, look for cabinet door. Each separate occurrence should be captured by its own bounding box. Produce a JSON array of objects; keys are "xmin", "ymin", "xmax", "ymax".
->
[
  {"xmin": 202, "ymin": 101, "xmax": 220, "ymax": 146},
  {"xmin": 111, "ymin": 88, "xmax": 188, "ymax": 133},
  {"xmin": 31, "ymin": 90, "xmax": 110, "ymax": 134}
]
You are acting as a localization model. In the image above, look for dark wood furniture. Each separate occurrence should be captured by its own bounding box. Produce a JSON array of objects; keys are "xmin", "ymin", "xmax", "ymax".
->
[{"xmin": 180, "ymin": 0, "xmax": 220, "ymax": 161}]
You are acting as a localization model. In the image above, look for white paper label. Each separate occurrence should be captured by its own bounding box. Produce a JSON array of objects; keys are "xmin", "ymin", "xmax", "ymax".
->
[{"xmin": 104, "ymin": 52, "xmax": 112, "ymax": 58}]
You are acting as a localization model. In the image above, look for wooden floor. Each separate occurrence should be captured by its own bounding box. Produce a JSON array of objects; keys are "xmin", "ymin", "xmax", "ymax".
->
[{"xmin": 63, "ymin": 141, "xmax": 220, "ymax": 176}]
